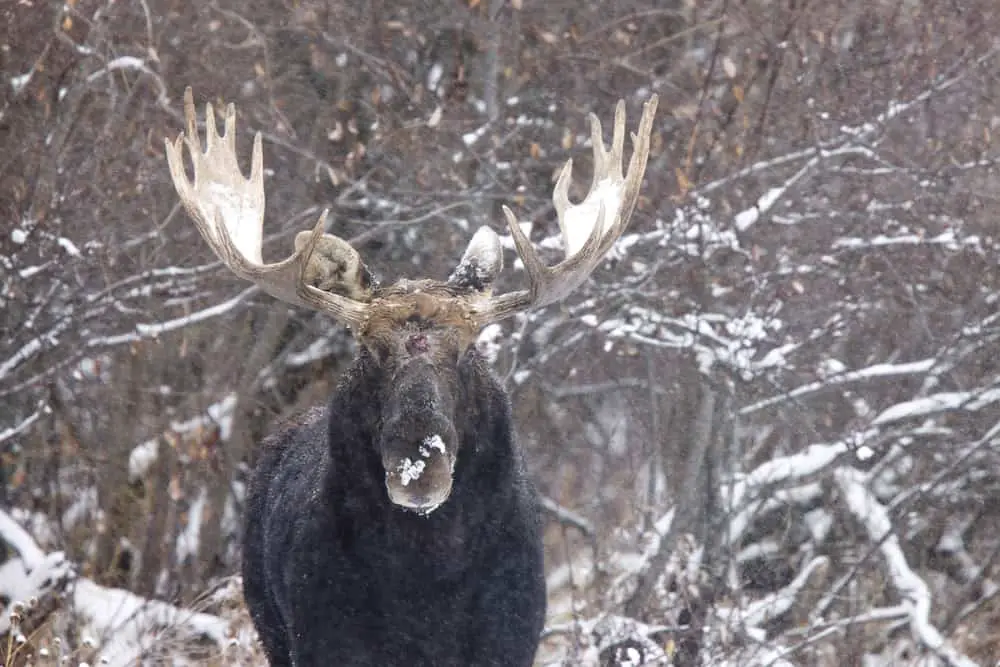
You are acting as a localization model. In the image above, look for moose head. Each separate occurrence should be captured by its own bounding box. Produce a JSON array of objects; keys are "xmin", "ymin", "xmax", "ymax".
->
[{"xmin": 165, "ymin": 88, "xmax": 657, "ymax": 515}]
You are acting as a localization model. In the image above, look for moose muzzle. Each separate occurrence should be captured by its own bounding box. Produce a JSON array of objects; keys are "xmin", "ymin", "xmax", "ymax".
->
[{"xmin": 379, "ymin": 361, "xmax": 459, "ymax": 515}]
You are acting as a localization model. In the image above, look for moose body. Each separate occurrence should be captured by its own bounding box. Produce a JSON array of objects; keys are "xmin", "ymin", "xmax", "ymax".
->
[
  {"xmin": 242, "ymin": 349, "xmax": 546, "ymax": 666},
  {"xmin": 165, "ymin": 88, "xmax": 656, "ymax": 666}
]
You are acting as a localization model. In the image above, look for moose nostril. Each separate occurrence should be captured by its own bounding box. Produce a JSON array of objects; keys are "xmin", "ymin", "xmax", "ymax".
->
[{"xmin": 406, "ymin": 333, "xmax": 429, "ymax": 354}]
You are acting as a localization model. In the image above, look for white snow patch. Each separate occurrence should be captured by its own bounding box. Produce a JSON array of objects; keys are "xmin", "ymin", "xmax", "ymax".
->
[
  {"xmin": 466, "ymin": 226, "xmax": 502, "ymax": 272},
  {"xmin": 286, "ymin": 336, "xmax": 336, "ymax": 367},
  {"xmin": 732, "ymin": 186, "xmax": 785, "ymax": 231},
  {"xmin": 476, "ymin": 323, "xmax": 503, "ymax": 364},
  {"xmin": 873, "ymin": 386, "xmax": 1000, "ymax": 425},
  {"xmin": 18, "ymin": 263, "xmax": 46, "ymax": 278},
  {"xmin": 804, "ymin": 508, "xmax": 833, "ymax": 543},
  {"xmin": 126, "ymin": 394, "xmax": 236, "ymax": 483},
  {"xmin": 0, "ymin": 555, "xmax": 73, "ymax": 634},
  {"xmin": 176, "ymin": 486, "xmax": 207, "ymax": 565},
  {"xmin": 835, "ymin": 469, "xmax": 978, "ymax": 667},
  {"xmin": 427, "ymin": 105, "xmax": 442, "ymax": 128},
  {"xmin": 128, "ymin": 439, "xmax": 159, "ymax": 482},
  {"xmin": 72, "ymin": 578, "xmax": 229, "ymax": 667},
  {"xmin": 398, "ymin": 458, "xmax": 426, "ymax": 486},
  {"xmin": 207, "ymin": 394, "xmax": 236, "ymax": 440},
  {"xmin": 63, "ymin": 487, "xmax": 98, "ymax": 529},
  {"xmin": 728, "ymin": 438, "xmax": 863, "ymax": 508},
  {"xmin": 734, "ymin": 207, "xmax": 759, "ymax": 230},
  {"xmin": 57, "ymin": 237, "xmax": 81, "ymax": 257},
  {"xmin": 426, "ymin": 63, "xmax": 443, "ymax": 93},
  {"xmin": 817, "ymin": 357, "xmax": 847, "ymax": 378},
  {"xmin": 620, "ymin": 647, "xmax": 642, "ymax": 666},
  {"xmin": 420, "ymin": 434, "xmax": 446, "ymax": 458},
  {"xmin": 10, "ymin": 228, "xmax": 27, "ymax": 244},
  {"xmin": 833, "ymin": 231, "xmax": 980, "ymax": 251},
  {"xmin": 452, "ymin": 226, "xmax": 502, "ymax": 287},
  {"xmin": 10, "ymin": 73, "xmax": 32, "ymax": 94},
  {"xmin": 0, "ymin": 508, "xmax": 232, "ymax": 666},
  {"xmin": 462, "ymin": 124, "xmax": 488, "ymax": 147}
]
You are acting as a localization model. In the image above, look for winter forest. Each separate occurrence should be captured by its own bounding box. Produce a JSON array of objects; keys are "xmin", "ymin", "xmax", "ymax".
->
[{"xmin": 2, "ymin": 0, "xmax": 999, "ymax": 665}]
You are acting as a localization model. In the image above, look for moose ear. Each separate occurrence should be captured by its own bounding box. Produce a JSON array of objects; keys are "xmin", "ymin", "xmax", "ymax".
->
[{"xmin": 448, "ymin": 226, "xmax": 503, "ymax": 293}]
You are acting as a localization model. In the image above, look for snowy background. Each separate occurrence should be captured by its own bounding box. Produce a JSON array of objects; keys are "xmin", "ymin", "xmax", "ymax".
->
[{"xmin": 3, "ymin": 0, "xmax": 1000, "ymax": 665}]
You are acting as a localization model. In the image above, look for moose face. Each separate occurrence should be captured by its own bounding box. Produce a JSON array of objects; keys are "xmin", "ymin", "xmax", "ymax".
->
[{"xmin": 360, "ymin": 285, "xmax": 483, "ymax": 515}]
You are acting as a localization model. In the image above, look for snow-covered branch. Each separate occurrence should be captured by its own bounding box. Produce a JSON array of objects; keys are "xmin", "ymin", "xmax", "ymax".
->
[
  {"xmin": 0, "ymin": 509, "xmax": 233, "ymax": 666},
  {"xmin": 727, "ymin": 435, "xmax": 870, "ymax": 510},
  {"xmin": 87, "ymin": 287, "xmax": 258, "ymax": 348},
  {"xmin": 834, "ymin": 468, "xmax": 979, "ymax": 667},
  {"xmin": 739, "ymin": 359, "xmax": 937, "ymax": 416},
  {"xmin": 0, "ymin": 401, "xmax": 47, "ymax": 444},
  {"xmin": 872, "ymin": 385, "xmax": 1000, "ymax": 426},
  {"xmin": 718, "ymin": 555, "xmax": 829, "ymax": 631}
]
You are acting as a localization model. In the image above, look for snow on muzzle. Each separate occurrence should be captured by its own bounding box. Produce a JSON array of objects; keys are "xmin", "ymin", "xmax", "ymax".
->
[
  {"xmin": 384, "ymin": 433, "xmax": 455, "ymax": 515},
  {"xmin": 379, "ymin": 364, "xmax": 459, "ymax": 515}
]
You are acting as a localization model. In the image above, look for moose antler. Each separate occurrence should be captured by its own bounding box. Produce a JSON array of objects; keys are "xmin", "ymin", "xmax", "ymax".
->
[
  {"xmin": 165, "ymin": 88, "xmax": 656, "ymax": 330},
  {"xmin": 164, "ymin": 87, "xmax": 372, "ymax": 326},
  {"xmin": 473, "ymin": 95, "xmax": 658, "ymax": 325}
]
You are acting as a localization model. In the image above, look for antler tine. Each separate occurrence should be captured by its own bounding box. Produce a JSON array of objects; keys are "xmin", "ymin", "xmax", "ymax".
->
[
  {"xmin": 164, "ymin": 87, "xmax": 371, "ymax": 327},
  {"xmin": 474, "ymin": 95, "xmax": 658, "ymax": 325}
]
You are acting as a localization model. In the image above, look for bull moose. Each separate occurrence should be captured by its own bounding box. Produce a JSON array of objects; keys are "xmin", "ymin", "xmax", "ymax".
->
[{"xmin": 165, "ymin": 87, "xmax": 657, "ymax": 666}]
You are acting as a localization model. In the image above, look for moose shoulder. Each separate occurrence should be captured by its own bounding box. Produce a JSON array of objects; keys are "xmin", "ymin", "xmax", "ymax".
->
[{"xmin": 164, "ymin": 88, "xmax": 657, "ymax": 666}]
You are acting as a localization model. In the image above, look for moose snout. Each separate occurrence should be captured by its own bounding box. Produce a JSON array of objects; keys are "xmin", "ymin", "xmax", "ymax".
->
[
  {"xmin": 384, "ymin": 444, "xmax": 455, "ymax": 515},
  {"xmin": 379, "ymin": 363, "xmax": 459, "ymax": 515},
  {"xmin": 380, "ymin": 416, "xmax": 457, "ymax": 516}
]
